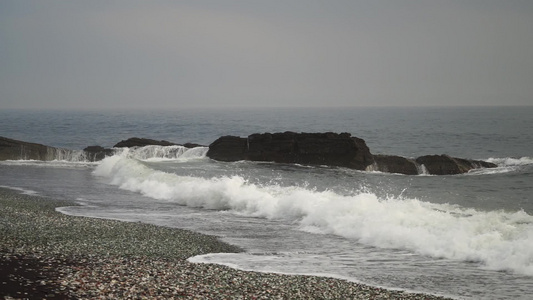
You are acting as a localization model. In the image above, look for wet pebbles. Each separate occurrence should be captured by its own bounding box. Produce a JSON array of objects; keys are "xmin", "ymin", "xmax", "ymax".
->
[{"xmin": 1, "ymin": 188, "xmax": 452, "ymax": 299}]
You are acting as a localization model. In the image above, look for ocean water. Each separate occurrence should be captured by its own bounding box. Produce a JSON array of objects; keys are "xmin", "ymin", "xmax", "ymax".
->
[{"xmin": 0, "ymin": 106, "xmax": 532, "ymax": 299}]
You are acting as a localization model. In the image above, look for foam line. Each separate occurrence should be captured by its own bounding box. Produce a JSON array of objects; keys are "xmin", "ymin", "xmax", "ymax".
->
[{"xmin": 93, "ymin": 155, "xmax": 533, "ymax": 275}]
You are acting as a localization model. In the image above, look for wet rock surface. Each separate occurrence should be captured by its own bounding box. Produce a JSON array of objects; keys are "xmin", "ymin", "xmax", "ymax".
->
[
  {"xmin": 113, "ymin": 137, "xmax": 178, "ymax": 148},
  {"xmin": 208, "ymin": 132, "xmax": 375, "ymax": 170},
  {"xmin": 83, "ymin": 145, "xmax": 115, "ymax": 161},
  {"xmin": 371, "ymin": 155, "xmax": 420, "ymax": 175},
  {"xmin": 416, "ymin": 154, "xmax": 497, "ymax": 175},
  {"xmin": 0, "ymin": 136, "xmax": 65, "ymax": 161},
  {"xmin": 207, "ymin": 132, "xmax": 496, "ymax": 175},
  {"xmin": 113, "ymin": 137, "xmax": 205, "ymax": 149}
]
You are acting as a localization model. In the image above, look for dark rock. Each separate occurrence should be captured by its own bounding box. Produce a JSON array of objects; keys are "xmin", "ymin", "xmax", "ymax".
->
[
  {"xmin": 206, "ymin": 136, "xmax": 248, "ymax": 162},
  {"xmin": 459, "ymin": 157, "xmax": 497, "ymax": 169},
  {"xmin": 83, "ymin": 145, "xmax": 106, "ymax": 152},
  {"xmin": 416, "ymin": 154, "xmax": 497, "ymax": 175},
  {"xmin": 2, "ymin": 135, "xmax": 498, "ymax": 175},
  {"xmin": 83, "ymin": 145, "xmax": 114, "ymax": 161},
  {"xmin": 350, "ymin": 136, "xmax": 375, "ymax": 170},
  {"xmin": 182, "ymin": 143, "xmax": 204, "ymax": 149},
  {"xmin": 113, "ymin": 137, "xmax": 204, "ymax": 149},
  {"xmin": 207, "ymin": 132, "xmax": 497, "ymax": 175},
  {"xmin": 292, "ymin": 132, "xmax": 373, "ymax": 169},
  {"xmin": 207, "ymin": 132, "xmax": 374, "ymax": 170},
  {"xmin": 247, "ymin": 132, "xmax": 298, "ymax": 163},
  {"xmin": 113, "ymin": 137, "xmax": 178, "ymax": 148},
  {"xmin": 0, "ymin": 136, "xmax": 65, "ymax": 161},
  {"xmin": 372, "ymin": 155, "xmax": 419, "ymax": 175}
]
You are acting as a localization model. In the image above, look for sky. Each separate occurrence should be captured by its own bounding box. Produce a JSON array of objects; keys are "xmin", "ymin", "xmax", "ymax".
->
[{"xmin": 1, "ymin": 0, "xmax": 532, "ymax": 110}]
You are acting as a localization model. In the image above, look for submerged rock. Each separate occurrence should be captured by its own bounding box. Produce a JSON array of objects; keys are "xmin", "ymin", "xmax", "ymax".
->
[
  {"xmin": 416, "ymin": 155, "xmax": 497, "ymax": 175},
  {"xmin": 371, "ymin": 155, "xmax": 419, "ymax": 175},
  {"xmin": 369, "ymin": 154, "xmax": 496, "ymax": 175}
]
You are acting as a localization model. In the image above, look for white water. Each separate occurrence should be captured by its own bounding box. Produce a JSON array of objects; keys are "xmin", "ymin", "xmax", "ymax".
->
[
  {"xmin": 486, "ymin": 156, "xmax": 533, "ymax": 167},
  {"xmin": 2, "ymin": 106, "xmax": 532, "ymax": 299},
  {"xmin": 93, "ymin": 151, "xmax": 533, "ymax": 276},
  {"xmin": 465, "ymin": 156, "xmax": 533, "ymax": 175},
  {"xmin": 0, "ymin": 185, "xmax": 40, "ymax": 196},
  {"xmin": 113, "ymin": 145, "xmax": 209, "ymax": 161}
]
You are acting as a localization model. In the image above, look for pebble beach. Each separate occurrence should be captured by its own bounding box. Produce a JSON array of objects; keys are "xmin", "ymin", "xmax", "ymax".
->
[{"xmin": 0, "ymin": 187, "xmax": 453, "ymax": 299}]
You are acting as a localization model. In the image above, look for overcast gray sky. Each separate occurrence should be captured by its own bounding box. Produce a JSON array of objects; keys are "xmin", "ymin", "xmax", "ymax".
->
[{"xmin": 1, "ymin": 0, "xmax": 532, "ymax": 110}]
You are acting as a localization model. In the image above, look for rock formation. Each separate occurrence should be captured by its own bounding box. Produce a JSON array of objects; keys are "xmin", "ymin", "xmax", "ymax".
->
[
  {"xmin": 416, "ymin": 155, "xmax": 496, "ymax": 175},
  {"xmin": 83, "ymin": 146, "xmax": 115, "ymax": 162},
  {"xmin": 370, "ymin": 155, "xmax": 420, "ymax": 175},
  {"xmin": 1, "ymin": 134, "xmax": 497, "ymax": 175},
  {"xmin": 113, "ymin": 137, "xmax": 203, "ymax": 149},
  {"xmin": 113, "ymin": 137, "xmax": 177, "ymax": 148},
  {"xmin": 207, "ymin": 132, "xmax": 375, "ymax": 170},
  {"xmin": 369, "ymin": 154, "xmax": 496, "ymax": 175},
  {"xmin": 207, "ymin": 132, "xmax": 496, "ymax": 175},
  {"xmin": 206, "ymin": 136, "xmax": 248, "ymax": 162},
  {"xmin": 0, "ymin": 136, "xmax": 67, "ymax": 161}
]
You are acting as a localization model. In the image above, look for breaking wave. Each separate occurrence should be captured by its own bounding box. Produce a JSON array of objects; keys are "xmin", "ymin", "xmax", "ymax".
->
[{"xmin": 94, "ymin": 155, "xmax": 533, "ymax": 276}]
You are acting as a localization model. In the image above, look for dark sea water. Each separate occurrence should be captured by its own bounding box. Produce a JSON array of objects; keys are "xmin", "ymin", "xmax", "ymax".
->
[{"xmin": 1, "ymin": 106, "xmax": 532, "ymax": 299}]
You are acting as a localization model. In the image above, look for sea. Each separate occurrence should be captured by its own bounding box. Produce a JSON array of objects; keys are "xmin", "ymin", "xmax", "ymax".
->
[{"xmin": 0, "ymin": 106, "xmax": 532, "ymax": 299}]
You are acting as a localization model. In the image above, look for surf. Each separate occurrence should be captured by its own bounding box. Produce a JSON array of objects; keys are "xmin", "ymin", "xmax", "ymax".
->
[{"xmin": 93, "ymin": 153, "xmax": 533, "ymax": 276}]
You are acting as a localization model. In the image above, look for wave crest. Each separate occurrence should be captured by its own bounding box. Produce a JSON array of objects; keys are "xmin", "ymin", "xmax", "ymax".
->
[{"xmin": 93, "ymin": 156, "xmax": 533, "ymax": 276}]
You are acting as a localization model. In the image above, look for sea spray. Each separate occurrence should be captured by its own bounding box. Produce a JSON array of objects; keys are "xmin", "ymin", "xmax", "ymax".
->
[
  {"xmin": 116, "ymin": 145, "xmax": 209, "ymax": 161},
  {"xmin": 94, "ymin": 154, "xmax": 533, "ymax": 276},
  {"xmin": 466, "ymin": 156, "xmax": 533, "ymax": 175},
  {"xmin": 486, "ymin": 157, "xmax": 533, "ymax": 167}
]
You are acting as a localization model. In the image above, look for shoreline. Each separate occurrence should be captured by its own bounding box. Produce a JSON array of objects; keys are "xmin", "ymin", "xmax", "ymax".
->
[{"xmin": 0, "ymin": 187, "xmax": 453, "ymax": 299}]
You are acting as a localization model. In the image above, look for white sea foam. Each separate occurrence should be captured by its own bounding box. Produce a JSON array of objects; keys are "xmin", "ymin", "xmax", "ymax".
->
[
  {"xmin": 486, "ymin": 157, "xmax": 533, "ymax": 167},
  {"xmin": 466, "ymin": 166, "xmax": 517, "ymax": 175},
  {"xmin": 465, "ymin": 157, "xmax": 533, "ymax": 175},
  {"xmin": 114, "ymin": 146, "xmax": 208, "ymax": 162},
  {"xmin": 0, "ymin": 185, "xmax": 39, "ymax": 196},
  {"xmin": 0, "ymin": 159, "xmax": 97, "ymax": 168},
  {"xmin": 94, "ymin": 155, "xmax": 533, "ymax": 276}
]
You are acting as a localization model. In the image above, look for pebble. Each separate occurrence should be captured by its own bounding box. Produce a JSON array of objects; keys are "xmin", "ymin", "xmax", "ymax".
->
[{"xmin": 1, "ymin": 188, "xmax": 453, "ymax": 299}]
